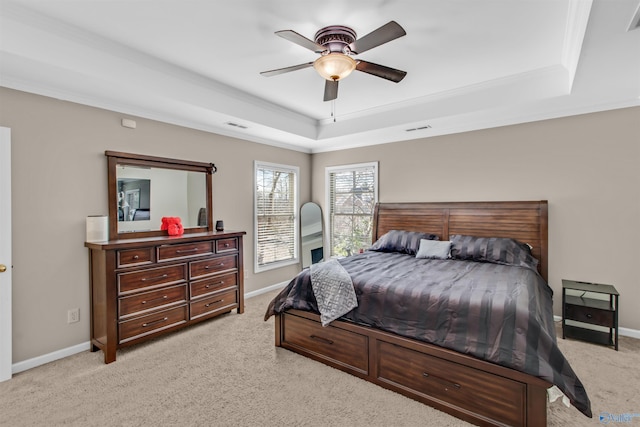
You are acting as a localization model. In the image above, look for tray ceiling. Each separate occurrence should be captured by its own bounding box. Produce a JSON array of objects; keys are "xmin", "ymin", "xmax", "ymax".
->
[{"xmin": 1, "ymin": 0, "xmax": 639, "ymax": 152}]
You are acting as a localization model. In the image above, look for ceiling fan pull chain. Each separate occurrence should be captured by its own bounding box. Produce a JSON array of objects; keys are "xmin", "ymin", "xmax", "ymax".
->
[{"xmin": 332, "ymin": 99, "xmax": 337, "ymax": 122}]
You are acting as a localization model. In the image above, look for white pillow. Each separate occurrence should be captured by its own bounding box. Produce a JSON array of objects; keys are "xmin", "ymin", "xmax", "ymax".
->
[{"xmin": 415, "ymin": 239, "xmax": 451, "ymax": 260}]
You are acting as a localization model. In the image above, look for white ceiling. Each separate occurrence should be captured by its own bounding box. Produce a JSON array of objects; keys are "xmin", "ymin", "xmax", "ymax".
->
[{"xmin": 1, "ymin": 0, "xmax": 639, "ymax": 153}]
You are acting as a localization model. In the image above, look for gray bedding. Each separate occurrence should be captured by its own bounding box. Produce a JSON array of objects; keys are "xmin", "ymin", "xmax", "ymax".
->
[{"xmin": 265, "ymin": 250, "xmax": 592, "ymax": 418}]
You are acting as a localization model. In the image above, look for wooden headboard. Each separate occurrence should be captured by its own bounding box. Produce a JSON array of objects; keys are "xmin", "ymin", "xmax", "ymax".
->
[{"xmin": 372, "ymin": 201, "xmax": 548, "ymax": 281}]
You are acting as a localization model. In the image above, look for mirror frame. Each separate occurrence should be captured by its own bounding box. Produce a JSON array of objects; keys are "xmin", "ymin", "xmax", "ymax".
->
[{"xmin": 106, "ymin": 150, "xmax": 215, "ymax": 240}]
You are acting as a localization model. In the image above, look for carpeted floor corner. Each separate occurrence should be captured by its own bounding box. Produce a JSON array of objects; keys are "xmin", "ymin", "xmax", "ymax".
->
[{"xmin": 0, "ymin": 290, "xmax": 638, "ymax": 426}]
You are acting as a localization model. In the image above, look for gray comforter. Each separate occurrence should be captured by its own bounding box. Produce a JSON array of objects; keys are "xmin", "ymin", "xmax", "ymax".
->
[{"xmin": 265, "ymin": 251, "xmax": 592, "ymax": 418}]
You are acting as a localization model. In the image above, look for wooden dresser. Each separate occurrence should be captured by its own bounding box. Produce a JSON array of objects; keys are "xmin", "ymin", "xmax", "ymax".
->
[{"xmin": 85, "ymin": 231, "xmax": 245, "ymax": 363}]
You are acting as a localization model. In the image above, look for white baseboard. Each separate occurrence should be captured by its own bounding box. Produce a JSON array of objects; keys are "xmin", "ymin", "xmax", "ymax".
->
[
  {"xmin": 12, "ymin": 341, "xmax": 91, "ymax": 375},
  {"xmin": 245, "ymin": 281, "xmax": 288, "ymax": 299},
  {"xmin": 12, "ymin": 282, "xmax": 290, "ymax": 375}
]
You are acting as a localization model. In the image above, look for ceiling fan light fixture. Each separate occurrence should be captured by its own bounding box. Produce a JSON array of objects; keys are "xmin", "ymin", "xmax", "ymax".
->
[{"xmin": 313, "ymin": 53, "xmax": 356, "ymax": 81}]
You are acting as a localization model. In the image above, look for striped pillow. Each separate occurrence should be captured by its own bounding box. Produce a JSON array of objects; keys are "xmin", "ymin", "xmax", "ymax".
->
[
  {"xmin": 449, "ymin": 235, "xmax": 539, "ymax": 271},
  {"xmin": 369, "ymin": 230, "xmax": 439, "ymax": 255}
]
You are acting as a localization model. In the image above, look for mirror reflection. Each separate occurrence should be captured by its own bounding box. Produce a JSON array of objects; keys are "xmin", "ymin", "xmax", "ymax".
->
[
  {"xmin": 118, "ymin": 179, "xmax": 150, "ymax": 222},
  {"xmin": 301, "ymin": 202, "xmax": 324, "ymax": 268},
  {"xmin": 116, "ymin": 164, "xmax": 207, "ymax": 234}
]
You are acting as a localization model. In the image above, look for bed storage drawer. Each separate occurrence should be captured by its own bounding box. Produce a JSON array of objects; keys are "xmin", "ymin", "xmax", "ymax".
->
[
  {"xmin": 282, "ymin": 313, "xmax": 368, "ymax": 374},
  {"xmin": 376, "ymin": 340, "xmax": 526, "ymax": 427}
]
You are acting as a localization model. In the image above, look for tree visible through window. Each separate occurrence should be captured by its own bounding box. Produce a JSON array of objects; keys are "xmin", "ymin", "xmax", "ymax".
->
[
  {"xmin": 326, "ymin": 162, "xmax": 378, "ymax": 257},
  {"xmin": 254, "ymin": 162, "xmax": 299, "ymax": 272}
]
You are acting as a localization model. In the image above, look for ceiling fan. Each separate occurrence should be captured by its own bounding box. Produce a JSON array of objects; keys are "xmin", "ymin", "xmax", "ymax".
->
[{"xmin": 260, "ymin": 21, "xmax": 407, "ymax": 102}]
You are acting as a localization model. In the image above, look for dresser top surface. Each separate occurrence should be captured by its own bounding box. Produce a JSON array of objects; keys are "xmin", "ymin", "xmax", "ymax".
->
[{"xmin": 85, "ymin": 230, "xmax": 245, "ymax": 250}]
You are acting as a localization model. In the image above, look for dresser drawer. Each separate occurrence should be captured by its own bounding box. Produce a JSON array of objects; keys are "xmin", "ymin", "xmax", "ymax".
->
[
  {"xmin": 117, "ymin": 248, "xmax": 154, "ymax": 267},
  {"xmin": 216, "ymin": 238, "xmax": 238, "ymax": 253},
  {"xmin": 190, "ymin": 272, "xmax": 237, "ymax": 299},
  {"xmin": 118, "ymin": 264, "xmax": 187, "ymax": 294},
  {"xmin": 376, "ymin": 340, "xmax": 525, "ymax": 427},
  {"xmin": 157, "ymin": 241, "xmax": 214, "ymax": 261},
  {"xmin": 190, "ymin": 289, "xmax": 237, "ymax": 320},
  {"xmin": 565, "ymin": 304, "xmax": 614, "ymax": 327},
  {"xmin": 190, "ymin": 255, "xmax": 237, "ymax": 279},
  {"xmin": 119, "ymin": 284, "xmax": 188, "ymax": 318},
  {"xmin": 282, "ymin": 313, "xmax": 368, "ymax": 373},
  {"xmin": 119, "ymin": 305, "xmax": 188, "ymax": 343}
]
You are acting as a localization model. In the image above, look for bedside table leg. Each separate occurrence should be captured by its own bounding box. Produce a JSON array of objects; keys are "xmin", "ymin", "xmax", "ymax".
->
[
  {"xmin": 614, "ymin": 294, "xmax": 619, "ymax": 351},
  {"xmin": 562, "ymin": 289, "xmax": 566, "ymax": 339}
]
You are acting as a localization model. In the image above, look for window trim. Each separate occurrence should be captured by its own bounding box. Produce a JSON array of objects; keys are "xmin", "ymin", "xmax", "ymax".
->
[
  {"xmin": 325, "ymin": 162, "xmax": 379, "ymax": 258},
  {"xmin": 254, "ymin": 161, "xmax": 300, "ymax": 273}
]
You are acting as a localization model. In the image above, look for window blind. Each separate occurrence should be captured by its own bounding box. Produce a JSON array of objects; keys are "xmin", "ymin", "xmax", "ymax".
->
[
  {"xmin": 255, "ymin": 162, "xmax": 298, "ymax": 271},
  {"xmin": 327, "ymin": 163, "xmax": 378, "ymax": 257}
]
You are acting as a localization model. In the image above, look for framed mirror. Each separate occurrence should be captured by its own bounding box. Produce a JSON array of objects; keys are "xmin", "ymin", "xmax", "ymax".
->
[
  {"xmin": 300, "ymin": 202, "xmax": 324, "ymax": 268},
  {"xmin": 106, "ymin": 151, "xmax": 215, "ymax": 240}
]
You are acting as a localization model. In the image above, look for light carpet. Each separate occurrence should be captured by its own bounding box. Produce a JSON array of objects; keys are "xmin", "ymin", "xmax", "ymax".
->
[{"xmin": 1, "ymin": 290, "xmax": 638, "ymax": 426}]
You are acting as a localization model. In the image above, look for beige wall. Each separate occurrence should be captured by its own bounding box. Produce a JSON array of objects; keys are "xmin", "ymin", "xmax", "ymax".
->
[
  {"xmin": 0, "ymin": 88, "xmax": 311, "ymax": 363},
  {"xmin": 2, "ymin": 86, "xmax": 638, "ymax": 364},
  {"xmin": 313, "ymin": 107, "xmax": 640, "ymax": 330}
]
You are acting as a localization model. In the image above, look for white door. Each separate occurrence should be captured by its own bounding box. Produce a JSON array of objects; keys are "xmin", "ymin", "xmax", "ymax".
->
[{"xmin": 0, "ymin": 127, "xmax": 12, "ymax": 382}]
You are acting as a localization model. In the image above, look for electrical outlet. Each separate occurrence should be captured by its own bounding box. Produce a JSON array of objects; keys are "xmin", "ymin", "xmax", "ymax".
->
[{"xmin": 67, "ymin": 308, "xmax": 80, "ymax": 324}]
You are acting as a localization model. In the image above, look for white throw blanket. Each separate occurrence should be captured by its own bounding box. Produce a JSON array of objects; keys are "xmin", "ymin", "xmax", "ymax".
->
[{"xmin": 310, "ymin": 259, "xmax": 358, "ymax": 326}]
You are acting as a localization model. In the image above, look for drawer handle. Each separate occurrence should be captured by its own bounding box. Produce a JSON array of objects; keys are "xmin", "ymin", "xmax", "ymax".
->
[
  {"xmin": 224, "ymin": 243, "xmax": 230, "ymax": 247},
  {"xmin": 310, "ymin": 335, "xmax": 334, "ymax": 345},
  {"xmin": 205, "ymin": 281, "xmax": 225, "ymax": 289},
  {"xmin": 141, "ymin": 295, "xmax": 168, "ymax": 305},
  {"xmin": 586, "ymin": 313, "xmax": 593, "ymax": 319},
  {"xmin": 422, "ymin": 372, "xmax": 461, "ymax": 390},
  {"xmin": 142, "ymin": 317, "xmax": 169, "ymax": 328},
  {"xmin": 176, "ymin": 248, "xmax": 199, "ymax": 254},
  {"xmin": 133, "ymin": 255, "xmax": 139, "ymax": 260},
  {"xmin": 204, "ymin": 263, "xmax": 225, "ymax": 270},
  {"xmin": 205, "ymin": 299, "xmax": 224, "ymax": 308},
  {"xmin": 141, "ymin": 274, "xmax": 169, "ymax": 282}
]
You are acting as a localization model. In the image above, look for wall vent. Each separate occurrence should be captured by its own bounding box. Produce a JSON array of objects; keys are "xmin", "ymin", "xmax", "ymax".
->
[
  {"xmin": 405, "ymin": 125, "xmax": 432, "ymax": 132},
  {"xmin": 225, "ymin": 122, "xmax": 248, "ymax": 129}
]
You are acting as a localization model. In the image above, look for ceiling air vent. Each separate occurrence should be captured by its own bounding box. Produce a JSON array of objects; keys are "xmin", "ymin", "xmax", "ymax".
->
[
  {"xmin": 225, "ymin": 122, "xmax": 248, "ymax": 129},
  {"xmin": 405, "ymin": 125, "xmax": 432, "ymax": 132}
]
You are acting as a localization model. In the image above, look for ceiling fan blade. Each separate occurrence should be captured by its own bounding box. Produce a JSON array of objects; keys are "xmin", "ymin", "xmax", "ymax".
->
[
  {"xmin": 275, "ymin": 30, "xmax": 327, "ymax": 53},
  {"xmin": 356, "ymin": 60, "xmax": 407, "ymax": 83},
  {"xmin": 348, "ymin": 21, "xmax": 406, "ymax": 54},
  {"xmin": 260, "ymin": 62, "xmax": 314, "ymax": 77},
  {"xmin": 324, "ymin": 80, "xmax": 338, "ymax": 102}
]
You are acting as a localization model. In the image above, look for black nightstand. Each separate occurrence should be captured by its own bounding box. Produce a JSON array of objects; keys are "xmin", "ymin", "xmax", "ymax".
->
[{"xmin": 562, "ymin": 279, "xmax": 619, "ymax": 350}]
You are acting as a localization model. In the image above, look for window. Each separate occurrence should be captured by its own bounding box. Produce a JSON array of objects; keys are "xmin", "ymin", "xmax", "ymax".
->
[
  {"xmin": 254, "ymin": 161, "xmax": 299, "ymax": 272},
  {"xmin": 326, "ymin": 162, "xmax": 378, "ymax": 258}
]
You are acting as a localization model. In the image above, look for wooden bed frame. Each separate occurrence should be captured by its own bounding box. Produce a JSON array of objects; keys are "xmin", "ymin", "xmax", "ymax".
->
[{"xmin": 274, "ymin": 201, "xmax": 551, "ymax": 427}]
